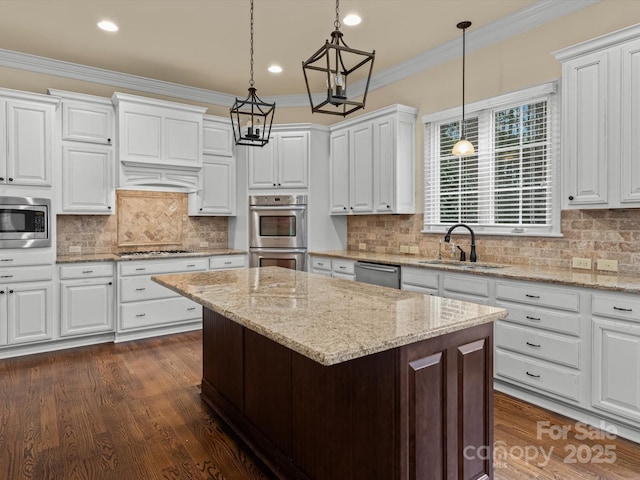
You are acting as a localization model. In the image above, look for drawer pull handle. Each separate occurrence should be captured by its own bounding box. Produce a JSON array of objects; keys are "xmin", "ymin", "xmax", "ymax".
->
[
  {"xmin": 135, "ymin": 288, "xmax": 146, "ymax": 291},
  {"xmin": 187, "ymin": 264, "xmax": 196, "ymax": 267},
  {"xmin": 526, "ymin": 371, "xmax": 541, "ymax": 378},
  {"xmin": 0, "ymin": 275, "xmax": 13, "ymax": 278},
  {"xmin": 135, "ymin": 268, "xmax": 146, "ymax": 271},
  {"xmin": 135, "ymin": 313, "xmax": 146, "ymax": 317},
  {"xmin": 0, "ymin": 258, "xmax": 14, "ymax": 262},
  {"xmin": 82, "ymin": 270, "xmax": 93, "ymax": 274},
  {"xmin": 318, "ymin": 262, "xmax": 324, "ymax": 266},
  {"xmin": 613, "ymin": 306, "xmax": 633, "ymax": 312},
  {"xmin": 525, "ymin": 294, "xmax": 540, "ymax": 299},
  {"xmin": 525, "ymin": 315, "xmax": 541, "ymax": 321},
  {"xmin": 224, "ymin": 261, "xmax": 232, "ymax": 265},
  {"xmin": 526, "ymin": 341, "xmax": 541, "ymax": 348},
  {"xmin": 187, "ymin": 307, "xmax": 196, "ymax": 311},
  {"xmin": 339, "ymin": 266, "xmax": 346, "ymax": 269}
]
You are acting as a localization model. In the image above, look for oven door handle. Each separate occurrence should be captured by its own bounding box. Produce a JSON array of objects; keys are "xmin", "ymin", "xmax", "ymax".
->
[{"xmin": 249, "ymin": 205, "xmax": 307, "ymax": 211}]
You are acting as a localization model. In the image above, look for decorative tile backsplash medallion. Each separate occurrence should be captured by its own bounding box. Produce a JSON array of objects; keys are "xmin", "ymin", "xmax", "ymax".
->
[{"xmin": 117, "ymin": 190, "xmax": 184, "ymax": 246}]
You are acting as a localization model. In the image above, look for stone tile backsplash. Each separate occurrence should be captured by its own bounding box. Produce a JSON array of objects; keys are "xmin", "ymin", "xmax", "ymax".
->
[
  {"xmin": 347, "ymin": 209, "xmax": 640, "ymax": 276},
  {"xmin": 57, "ymin": 190, "xmax": 228, "ymax": 255}
]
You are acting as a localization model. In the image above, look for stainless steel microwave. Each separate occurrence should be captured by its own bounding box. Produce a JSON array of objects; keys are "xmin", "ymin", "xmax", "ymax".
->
[{"xmin": 0, "ymin": 196, "xmax": 51, "ymax": 248}]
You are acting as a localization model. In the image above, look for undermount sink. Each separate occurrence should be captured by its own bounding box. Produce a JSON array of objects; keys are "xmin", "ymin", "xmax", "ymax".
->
[{"xmin": 417, "ymin": 260, "xmax": 505, "ymax": 270}]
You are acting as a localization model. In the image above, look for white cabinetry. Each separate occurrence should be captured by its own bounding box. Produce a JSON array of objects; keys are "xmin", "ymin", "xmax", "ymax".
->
[
  {"xmin": 309, "ymin": 256, "xmax": 332, "ymax": 277},
  {"xmin": 248, "ymin": 131, "xmax": 309, "ymax": 189},
  {"xmin": 592, "ymin": 292, "xmax": 640, "ymax": 424},
  {"xmin": 0, "ymin": 89, "xmax": 57, "ymax": 187},
  {"xmin": 117, "ymin": 257, "xmax": 207, "ymax": 341},
  {"xmin": 59, "ymin": 262, "xmax": 114, "ymax": 336},
  {"xmin": 50, "ymin": 90, "xmax": 116, "ymax": 214},
  {"xmin": 331, "ymin": 258, "xmax": 355, "ymax": 281},
  {"xmin": 209, "ymin": 254, "xmax": 246, "ymax": 270},
  {"xmin": 329, "ymin": 104, "xmax": 417, "ymax": 215},
  {"xmin": 401, "ymin": 266, "xmax": 439, "ymax": 295},
  {"xmin": 556, "ymin": 24, "xmax": 640, "ymax": 209},
  {"xmin": 0, "ymin": 251, "xmax": 53, "ymax": 346},
  {"xmin": 195, "ymin": 116, "xmax": 236, "ymax": 216}
]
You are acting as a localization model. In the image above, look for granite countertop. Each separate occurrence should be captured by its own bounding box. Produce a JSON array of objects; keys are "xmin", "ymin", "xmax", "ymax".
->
[
  {"xmin": 56, "ymin": 248, "xmax": 247, "ymax": 264},
  {"xmin": 152, "ymin": 266, "xmax": 507, "ymax": 366},
  {"xmin": 310, "ymin": 250, "xmax": 640, "ymax": 294}
]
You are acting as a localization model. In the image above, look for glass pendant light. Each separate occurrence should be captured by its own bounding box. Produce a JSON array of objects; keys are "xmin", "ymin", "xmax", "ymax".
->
[
  {"xmin": 230, "ymin": 0, "xmax": 275, "ymax": 147},
  {"xmin": 302, "ymin": 0, "xmax": 375, "ymax": 117},
  {"xmin": 452, "ymin": 21, "xmax": 475, "ymax": 156}
]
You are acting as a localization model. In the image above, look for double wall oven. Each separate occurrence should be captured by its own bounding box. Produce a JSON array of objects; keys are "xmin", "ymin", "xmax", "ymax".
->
[{"xmin": 249, "ymin": 195, "xmax": 307, "ymax": 271}]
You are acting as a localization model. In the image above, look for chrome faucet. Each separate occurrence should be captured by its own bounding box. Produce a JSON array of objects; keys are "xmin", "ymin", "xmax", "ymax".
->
[{"xmin": 444, "ymin": 223, "xmax": 477, "ymax": 262}]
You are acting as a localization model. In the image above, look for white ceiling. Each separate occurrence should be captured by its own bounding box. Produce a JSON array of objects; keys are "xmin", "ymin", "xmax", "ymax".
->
[{"xmin": 0, "ymin": 0, "xmax": 595, "ymax": 103}]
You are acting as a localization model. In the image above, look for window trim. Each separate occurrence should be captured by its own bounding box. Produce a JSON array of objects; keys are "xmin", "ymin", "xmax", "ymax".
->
[{"xmin": 422, "ymin": 81, "xmax": 562, "ymax": 237}]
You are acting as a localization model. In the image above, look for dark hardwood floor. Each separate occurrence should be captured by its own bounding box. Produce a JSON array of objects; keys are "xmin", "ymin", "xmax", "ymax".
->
[{"xmin": 0, "ymin": 331, "xmax": 638, "ymax": 480}]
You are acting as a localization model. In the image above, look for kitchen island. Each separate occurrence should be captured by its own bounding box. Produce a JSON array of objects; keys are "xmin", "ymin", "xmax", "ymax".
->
[{"xmin": 153, "ymin": 267, "xmax": 507, "ymax": 480}]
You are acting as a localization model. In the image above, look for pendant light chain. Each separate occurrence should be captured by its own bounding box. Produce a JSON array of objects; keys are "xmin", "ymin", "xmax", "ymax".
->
[
  {"xmin": 334, "ymin": 0, "xmax": 341, "ymax": 30},
  {"xmin": 249, "ymin": 0, "xmax": 254, "ymax": 87},
  {"xmin": 461, "ymin": 23, "xmax": 466, "ymax": 138}
]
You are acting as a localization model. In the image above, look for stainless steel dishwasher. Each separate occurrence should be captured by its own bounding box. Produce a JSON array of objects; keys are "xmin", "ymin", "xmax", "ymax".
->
[{"xmin": 354, "ymin": 261, "xmax": 401, "ymax": 289}]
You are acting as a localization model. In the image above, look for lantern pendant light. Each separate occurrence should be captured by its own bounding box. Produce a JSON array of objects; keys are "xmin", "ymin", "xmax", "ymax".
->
[
  {"xmin": 230, "ymin": 0, "xmax": 275, "ymax": 147},
  {"xmin": 452, "ymin": 21, "xmax": 475, "ymax": 156},
  {"xmin": 302, "ymin": 0, "xmax": 375, "ymax": 117}
]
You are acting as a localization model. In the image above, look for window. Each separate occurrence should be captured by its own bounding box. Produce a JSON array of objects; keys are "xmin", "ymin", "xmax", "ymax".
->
[{"xmin": 423, "ymin": 82, "xmax": 560, "ymax": 236}]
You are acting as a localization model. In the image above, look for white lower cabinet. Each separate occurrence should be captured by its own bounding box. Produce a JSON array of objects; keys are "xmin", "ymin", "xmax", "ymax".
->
[
  {"xmin": 117, "ymin": 257, "xmax": 207, "ymax": 339},
  {"xmin": 401, "ymin": 266, "xmax": 439, "ymax": 295},
  {"xmin": 592, "ymin": 292, "xmax": 640, "ymax": 424},
  {"xmin": 209, "ymin": 255, "xmax": 246, "ymax": 271},
  {"xmin": 309, "ymin": 256, "xmax": 332, "ymax": 277},
  {"xmin": 59, "ymin": 262, "xmax": 114, "ymax": 336},
  {"xmin": 332, "ymin": 259, "xmax": 355, "ymax": 281}
]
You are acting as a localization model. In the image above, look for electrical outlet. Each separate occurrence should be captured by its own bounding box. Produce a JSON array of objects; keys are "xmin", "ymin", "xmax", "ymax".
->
[
  {"xmin": 199, "ymin": 241, "xmax": 209, "ymax": 248},
  {"xmin": 358, "ymin": 243, "xmax": 367, "ymax": 250},
  {"xmin": 597, "ymin": 259, "xmax": 618, "ymax": 272},
  {"xmin": 400, "ymin": 245, "xmax": 409, "ymax": 253},
  {"xmin": 571, "ymin": 257, "xmax": 592, "ymax": 270},
  {"xmin": 409, "ymin": 246, "xmax": 419, "ymax": 254},
  {"xmin": 69, "ymin": 245, "xmax": 81, "ymax": 254}
]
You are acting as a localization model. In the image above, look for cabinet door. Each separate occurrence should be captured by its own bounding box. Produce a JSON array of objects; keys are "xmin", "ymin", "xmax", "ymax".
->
[
  {"xmin": 199, "ymin": 157, "xmax": 236, "ymax": 215},
  {"xmin": 61, "ymin": 145, "xmax": 114, "ymax": 213},
  {"xmin": 248, "ymin": 140, "xmax": 277, "ymax": 188},
  {"xmin": 7, "ymin": 282, "xmax": 52, "ymax": 344},
  {"xmin": 277, "ymin": 132, "xmax": 308, "ymax": 188},
  {"xmin": 620, "ymin": 38, "xmax": 640, "ymax": 205},
  {"xmin": 60, "ymin": 279, "xmax": 114, "ymax": 336},
  {"xmin": 592, "ymin": 318, "xmax": 640, "ymax": 423},
  {"xmin": 165, "ymin": 116, "xmax": 201, "ymax": 167},
  {"xmin": 62, "ymin": 101, "xmax": 114, "ymax": 144},
  {"xmin": 330, "ymin": 130, "xmax": 350, "ymax": 214},
  {"xmin": 5, "ymin": 100, "xmax": 53, "ymax": 186},
  {"xmin": 121, "ymin": 110, "xmax": 162, "ymax": 163},
  {"xmin": 373, "ymin": 116, "xmax": 396, "ymax": 213},
  {"xmin": 203, "ymin": 119, "xmax": 233, "ymax": 157},
  {"xmin": 0, "ymin": 288, "xmax": 6, "ymax": 345},
  {"xmin": 349, "ymin": 123, "xmax": 374, "ymax": 213},
  {"xmin": 563, "ymin": 51, "xmax": 611, "ymax": 207}
]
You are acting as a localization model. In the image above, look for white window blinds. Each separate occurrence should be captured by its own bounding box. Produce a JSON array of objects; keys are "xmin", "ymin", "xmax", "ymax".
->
[{"xmin": 424, "ymin": 82, "xmax": 560, "ymax": 236}]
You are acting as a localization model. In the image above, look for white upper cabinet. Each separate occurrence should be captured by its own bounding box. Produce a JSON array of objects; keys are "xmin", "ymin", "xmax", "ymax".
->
[
  {"xmin": 329, "ymin": 104, "xmax": 417, "ymax": 215},
  {"xmin": 556, "ymin": 25, "xmax": 640, "ymax": 209},
  {"xmin": 203, "ymin": 117, "xmax": 233, "ymax": 157},
  {"xmin": 248, "ymin": 131, "xmax": 309, "ymax": 189},
  {"xmin": 0, "ymin": 89, "xmax": 58, "ymax": 187},
  {"xmin": 61, "ymin": 100, "xmax": 114, "ymax": 144},
  {"xmin": 197, "ymin": 155, "xmax": 236, "ymax": 215},
  {"xmin": 112, "ymin": 93, "xmax": 206, "ymax": 170}
]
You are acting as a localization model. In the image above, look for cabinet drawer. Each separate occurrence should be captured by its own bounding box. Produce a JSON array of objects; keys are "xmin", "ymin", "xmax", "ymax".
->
[
  {"xmin": 0, "ymin": 265, "xmax": 53, "ymax": 283},
  {"xmin": 333, "ymin": 272, "xmax": 355, "ymax": 281},
  {"xmin": 401, "ymin": 267, "xmax": 439, "ymax": 291},
  {"xmin": 592, "ymin": 293, "xmax": 640, "ymax": 322},
  {"xmin": 495, "ymin": 322, "xmax": 581, "ymax": 368},
  {"xmin": 60, "ymin": 263, "xmax": 114, "ymax": 279},
  {"xmin": 443, "ymin": 274, "xmax": 489, "ymax": 297},
  {"xmin": 310, "ymin": 257, "xmax": 331, "ymax": 272},
  {"xmin": 120, "ymin": 297, "xmax": 201, "ymax": 330},
  {"xmin": 495, "ymin": 350, "xmax": 580, "ymax": 401},
  {"xmin": 209, "ymin": 255, "xmax": 246, "ymax": 270},
  {"xmin": 496, "ymin": 302, "xmax": 581, "ymax": 336},
  {"xmin": 0, "ymin": 251, "xmax": 53, "ymax": 267},
  {"xmin": 120, "ymin": 277, "xmax": 179, "ymax": 302},
  {"xmin": 120, "ymin": 258, "xmax": 208, "ymax": 276},
  {"xmin": 496, "ymin": 282, "xmax": 579, "ymax": 312},
  {"xmin": 332, "ymin": 259, "xmax": 354, "ymax": 275}
]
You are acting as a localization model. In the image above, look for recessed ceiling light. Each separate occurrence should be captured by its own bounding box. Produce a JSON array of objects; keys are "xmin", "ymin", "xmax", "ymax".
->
[
  {"xmin": 268, "ymin": 65, "xmax": 283, "ymax": 73},
  {"xmin": 343, "ymin": 14, "xmax": 361, "ymax": 26},
  {"xmin": 97, "ymin": 20, "xmax": 119, "ymax": 32}
]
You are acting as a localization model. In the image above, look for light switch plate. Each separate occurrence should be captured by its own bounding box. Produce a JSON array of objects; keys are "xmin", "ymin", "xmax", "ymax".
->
[
  {"xmin": 400, "ymin": 245, "xmax": 409, "ymax": 253},
  {"xmin": 597, "ymin": 259, "xmax": 618, "ymax": 272},
  {"xmin": 409, "ymin": 246, "xmax": 419, "ymax": 254},
  {"xmin": 359, "ymin": 243, "xmax": 367, "ymax": 250},
  {"xmin": 571, "ymin": 257, "xmax": 591, "ymax": 269},
  {"xmin": 69, "ymin": 245, "xmax": 81, "ymax": 253},
  {"xmin": 199, "ymin": 241, "xmax": 209, "ymax": 248}
]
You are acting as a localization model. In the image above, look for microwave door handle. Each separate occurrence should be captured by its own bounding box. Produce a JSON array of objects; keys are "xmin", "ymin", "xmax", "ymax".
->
[{"xmin": 249, "ymin": 205, "xmax": 306, "ymax": 211}]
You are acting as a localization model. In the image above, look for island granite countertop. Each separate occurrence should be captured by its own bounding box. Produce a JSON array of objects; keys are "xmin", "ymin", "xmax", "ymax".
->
[
  {"xmin": 310, "ymin": 250, "xmax": 640, "ymax": 294},
  {"xmin": 153, "ymin": 266, "xmax": 506, "ymax": 366}
]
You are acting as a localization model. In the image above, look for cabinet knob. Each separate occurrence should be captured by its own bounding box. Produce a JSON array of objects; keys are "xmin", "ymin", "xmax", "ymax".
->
[
  {"xmin": 278, "ymin": 183, "xmax": 281, "ymax": 186},
  {"xmin": 386, "ymin": 204, "xmax": 390, "ymax": 209},
  {"xmin": 108, "ymin": 282, "xmax": 113, "ymax": 286},
  {"xmin": 350, "ymin": 206, "xmax": 353, "ymax": 210},
  {"xmin": 107, "ymin": 138, "xmax": 111, "ymax": 143},
  {"xmin": 8, "ymin": 178, "xmax": 13, "ymax": 182},
  {"xmin": 107, "ymin": 206, "xmax": 112, "ymax": 210},
  {"xmin": 0, "ymin": 177, "xmax": 4, "ymax": 181},
  {"xmin": 273, "ymin": 183, "xmax": 276, "ymax": 187},
  {"xmin": 343, "ymin": 206, "xmax": 347, "ymax": 210},
  {"xmin": 200, "ymin": 208, "xmax": 203, "ymax": 211},
  {"xmin": 9, "ymin": 289, "xmax": 14, "ymax": 294},
  {"xmin": 0, "ymin": 290, "xmax": 4, "ymax": 294},
  {"xmin": 568, "ymin": 195, "xmax": 574, "ymax": 201}
]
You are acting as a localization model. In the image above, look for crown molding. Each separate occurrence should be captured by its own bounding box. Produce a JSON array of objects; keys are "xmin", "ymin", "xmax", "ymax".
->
[{"xmin": 0, "ymin": 0, "xmax": 601, "ymax": 109}]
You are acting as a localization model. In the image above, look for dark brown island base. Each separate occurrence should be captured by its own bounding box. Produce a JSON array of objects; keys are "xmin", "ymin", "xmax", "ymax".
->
[{"xmin": 153, "ymin": 267, "xmax": 507, "ymax": 480}]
